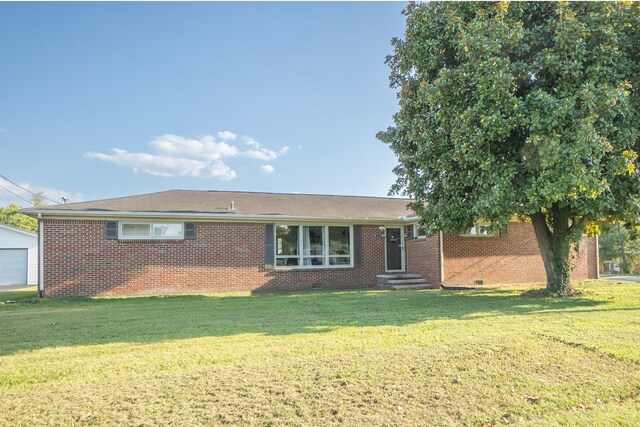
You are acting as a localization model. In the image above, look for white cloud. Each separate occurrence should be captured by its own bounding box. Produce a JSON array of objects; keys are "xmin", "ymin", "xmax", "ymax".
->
[
  {"xmin": 0, "ymin": 181, "xmax": 84, "ymax": 207},
  {"xmin": 150, "ymin": 134, "xmax": 239, "ymax": 161},
  {"xmin": 241, "ymin": 136, "xmax": 290, "ymax": 160},
  {"xmin": 243, "ymin": 136, "xmax": 260, "ymax": 148},
  {"xmin": 260, "ymin": 164, "xmax": 276, "ymax": 174},
  {"xmin": 244, "ymin": 149, "xmax": 278, "ymax": 161},
  {"xmin": 86, "ymin": 131, "xmax": 288, "ymax": 181},
  {"xmin": 217, "ymin": 131, "xmax": 237, "ymax": 141},
  {"xmin": 85, "ymin": 149, "xmax": 236, "ymax": 180}
]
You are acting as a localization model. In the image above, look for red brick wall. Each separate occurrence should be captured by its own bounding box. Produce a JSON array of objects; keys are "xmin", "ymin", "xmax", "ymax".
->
[
  {"xmin": 405, "ymin": 234, "xmax": 441, "ymax": 284},
  {"xmin": 42, "ymin": 219, "xmax": 599, "ymax": 296},
  {"xmin": 442, "ymin": 222, "xmax": 598, "ymax": 286},
  {"xmin": 42, "ymin": 220, "xmax": 388, "ymax": 297}
]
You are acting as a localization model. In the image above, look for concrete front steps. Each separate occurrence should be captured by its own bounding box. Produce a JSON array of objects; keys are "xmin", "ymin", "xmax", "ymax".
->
[{"xmin": 376, "ymin": 273, "xmax": 438, "ymax": 290}]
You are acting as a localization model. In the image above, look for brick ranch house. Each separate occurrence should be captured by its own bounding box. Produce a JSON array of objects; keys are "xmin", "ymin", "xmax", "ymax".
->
[{"xmin": 23, "ymin": 190, "xmax": 599, "ymax": 297}]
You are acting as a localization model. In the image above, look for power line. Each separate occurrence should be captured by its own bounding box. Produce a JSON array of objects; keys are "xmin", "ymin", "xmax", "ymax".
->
[
  {"xmin": 0, "ymin": 183, "xmax": 33, "ymax": 205},
  {"xmin": 0, "ymin": 174, "xmax": 58, "ymax": 204}
]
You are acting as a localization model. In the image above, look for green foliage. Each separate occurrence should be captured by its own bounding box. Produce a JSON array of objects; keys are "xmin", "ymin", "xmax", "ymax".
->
[
  {"xmin": 599, "ymin": 225, "xmax": 623, "ymax": 263},
  {"xmin": 0, "ymin": 204, "xmax": 37, "ymax": 233},
  {"xmin": 379, "ymin": 2, "xmax": 640, "ymax": 292},
  {"xmin": 599, "ymin": 222, "xmax": 640, "ymax": 272}
]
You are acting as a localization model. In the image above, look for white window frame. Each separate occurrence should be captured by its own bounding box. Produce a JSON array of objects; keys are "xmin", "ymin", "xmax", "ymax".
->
[
  {"xmin": 274, "ymin": 224, "xmax": 354, "ymax": 270},
  {"xmin": 119, "ymin": 221, "xmax": 185, "ymax": 240},
  {"xmin": 460, "ymin": 221, "xmax": 497, "ymax": 237},
  {"xmin": 302, "ymin": 225, "xmax": 328, "ymax": 267},
  {"xmin": 413, "ymin": 223, "xmax": 428, "ymax": 239}
]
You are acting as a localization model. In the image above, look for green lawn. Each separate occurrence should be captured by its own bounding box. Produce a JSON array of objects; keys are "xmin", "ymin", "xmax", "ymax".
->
[{"xmin": 1, "ymin": 281, "xmax": 639, "ymax": 426}]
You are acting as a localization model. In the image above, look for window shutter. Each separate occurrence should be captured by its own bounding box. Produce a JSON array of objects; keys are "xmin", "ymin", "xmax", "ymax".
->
[
  {"xmin": 106, "ymin": 221, "xmax": 118, "ymax": 240},
  {"xmin": 500, "ymin": 224, "xmax": 508, "ymax": 237},
  {"xmin": 353, "ymin": 225, "xmax": 363, "ymax": 266},
  {"xmin": 185, "ymin": 223, "xmax": 196, "ymax": 240},
  {"xmin": 265, "ymin": 224, "xmax": 275, "ymax": 269}
]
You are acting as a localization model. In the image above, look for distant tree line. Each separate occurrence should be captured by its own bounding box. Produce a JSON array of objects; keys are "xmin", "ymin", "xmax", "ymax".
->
[
  {"xmin": 0, "ymin": 192, "xmax": 47, "ymax": 233},
  {"xmin": 599, "ymin": 223, "xmax": 640, "ymax": 274}
]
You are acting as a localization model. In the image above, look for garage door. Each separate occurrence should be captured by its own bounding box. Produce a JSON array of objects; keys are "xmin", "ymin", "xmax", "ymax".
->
[{"xmin": 0, "ymin": 249, "xmax": 28, "ymax": 285}]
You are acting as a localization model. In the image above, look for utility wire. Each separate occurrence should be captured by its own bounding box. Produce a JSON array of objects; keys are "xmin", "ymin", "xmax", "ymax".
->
[
  {"xmin": 0, "ymin": 174, "xmax": 58, "ymax": 204},
  {"xmin": 0, "ymin": 183, "xmax": 34, "ymax": 205}
]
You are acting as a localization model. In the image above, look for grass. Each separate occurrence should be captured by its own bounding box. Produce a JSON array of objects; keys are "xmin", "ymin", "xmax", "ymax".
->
[{"xmin": 1, "ymin": 281, "xmax": 639, "ymax": 426}]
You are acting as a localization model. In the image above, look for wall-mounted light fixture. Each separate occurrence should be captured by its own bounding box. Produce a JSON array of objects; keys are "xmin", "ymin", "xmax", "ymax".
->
[{"xmin": 378, "ymin": 226, "xmax": 386, "ymax": 238}]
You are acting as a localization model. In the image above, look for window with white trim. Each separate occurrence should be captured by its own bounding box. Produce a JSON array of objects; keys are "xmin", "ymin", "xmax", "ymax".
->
[
  {"xmin": 119, "ymin": 222, "xmax": 184, "ymax": 239},
  {"xmin": 275, "ymin": 225, "xmax": 352, "ymax": 268},
  {"xmin": 413, "ymin": 223, "xmax": 428, "ymax": 239},
  {"xmin": 461, "ymin": 221, "xmax": 496, "ymax": 237}
]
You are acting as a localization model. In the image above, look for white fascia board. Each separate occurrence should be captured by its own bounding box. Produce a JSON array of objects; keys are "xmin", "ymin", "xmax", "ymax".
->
[
  {"xmin": 22, "ymin": 209, "xmax": 410, "ymax": 225},
  {"xmin": 0, "ymin": 223, "xmax": 38, "ymax": 237}
]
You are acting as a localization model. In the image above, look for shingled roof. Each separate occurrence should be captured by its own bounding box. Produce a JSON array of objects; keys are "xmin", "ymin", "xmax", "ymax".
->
[{"xmin": 28, "ymin": 190, "xmax": 415, "ymax": 221}]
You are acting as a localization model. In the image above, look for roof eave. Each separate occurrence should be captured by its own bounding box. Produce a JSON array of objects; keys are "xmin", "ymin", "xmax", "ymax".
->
[
  {"xmin": 0, "ymin": 223, "xmax": 38, "ymax": 237},
  {"xmin": 20, "ymin": 209, "xmax": 418, "ymax": 224}
]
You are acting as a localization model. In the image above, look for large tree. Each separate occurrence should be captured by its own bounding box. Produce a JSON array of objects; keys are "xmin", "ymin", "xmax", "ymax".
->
[{"xmin": 378, "ymin": 2, "xmax": 640, "ymax": 294}]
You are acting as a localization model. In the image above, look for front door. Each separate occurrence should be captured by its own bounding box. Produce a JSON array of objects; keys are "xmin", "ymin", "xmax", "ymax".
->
[{"xmin": 385, "ymin": 228, "xmax": 403, "ymax": 271}]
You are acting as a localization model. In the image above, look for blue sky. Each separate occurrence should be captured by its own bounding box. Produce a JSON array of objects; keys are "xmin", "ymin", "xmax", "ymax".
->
[{"xmin": 0, "ymin": 2, "xmax": 407, "ymax": 206}]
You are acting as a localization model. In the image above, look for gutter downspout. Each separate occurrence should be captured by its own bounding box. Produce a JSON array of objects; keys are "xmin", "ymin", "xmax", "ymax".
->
[
  {"xmin": 38, "ymin": 213, "xmax": 44, "ymax": 298},
  {"xmin": 439, "ymin": 231, "xmax": 444, "ymax": 285}
]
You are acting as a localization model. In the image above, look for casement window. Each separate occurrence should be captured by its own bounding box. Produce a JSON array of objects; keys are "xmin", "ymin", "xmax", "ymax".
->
[
  {"xmin": 461, "ymin": 221, "xmax": 496, "ymax": 237},
  {"xmin": 275, "ymin": 225, "xmax": 352, "ymax": 268},
  {"xmin": 119, "ymin": 222, "xmax": 185, "ymax": 239},
  {"xmin": 413, "ymin": 223, "xmax": 428, "ymax": 239}
]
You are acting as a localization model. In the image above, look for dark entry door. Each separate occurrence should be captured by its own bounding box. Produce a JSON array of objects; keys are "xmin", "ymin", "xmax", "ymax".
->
[{"xmin": 386, "ymin": 228, "xmax": 403, "ymax": 271}]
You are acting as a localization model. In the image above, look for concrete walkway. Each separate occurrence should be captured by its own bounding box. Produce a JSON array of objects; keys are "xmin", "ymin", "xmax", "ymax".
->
[
  {"xmin": 0, "ymin": 285, "xmax": 37, "ymax": 292},
  {"xmin": 601, "ymin": 275, "xmax": 640, "ymax": 283}
]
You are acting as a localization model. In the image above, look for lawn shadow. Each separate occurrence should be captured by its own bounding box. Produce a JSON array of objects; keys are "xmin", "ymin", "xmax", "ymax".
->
[{"xmin": 0, "ymin": 285, "xmax": 625, "ymax": 356}]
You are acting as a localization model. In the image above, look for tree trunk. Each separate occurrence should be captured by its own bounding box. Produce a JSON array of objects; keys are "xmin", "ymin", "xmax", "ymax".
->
[{"xmin": 530, "ymin": 207, "xmax": 573, "ymax": 295}]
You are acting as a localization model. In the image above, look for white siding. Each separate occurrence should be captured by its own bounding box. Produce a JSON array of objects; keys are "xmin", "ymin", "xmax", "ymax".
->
[
  {"xmin": 0, "ymin": 226, "xmax": 38, "ymax": 285},
  {"xmin": 27, "ymin": 245, "xmax": 38, "ymax": 285}
]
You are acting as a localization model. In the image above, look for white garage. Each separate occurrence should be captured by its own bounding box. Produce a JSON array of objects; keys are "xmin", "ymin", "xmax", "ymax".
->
[{"xmin": 0, "ymin": 224, "xmax": 38, "ymax": 286}]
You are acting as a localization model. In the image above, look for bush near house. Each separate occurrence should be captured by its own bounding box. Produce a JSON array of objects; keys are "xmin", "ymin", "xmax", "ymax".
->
[
  {"xmin": 0, "ymin": 204, "xmax": 37, "ymax": 233},
  {"xmin": 1, "ymin": 281, "xmax": 639, "ymax": 426}
]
